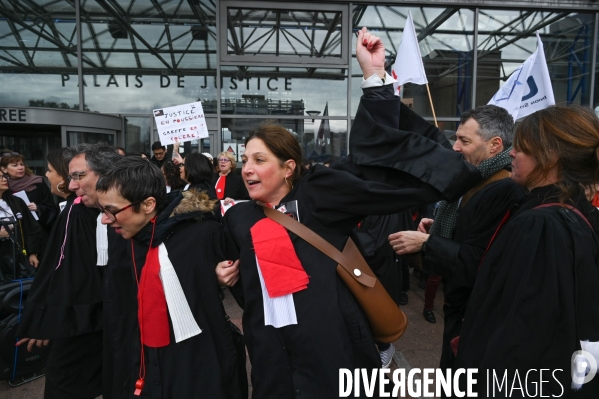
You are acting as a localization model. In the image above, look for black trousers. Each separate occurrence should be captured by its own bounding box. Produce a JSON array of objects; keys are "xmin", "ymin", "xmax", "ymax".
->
[{"xmin": 44, "ymin": 330, "xmax": 103, "ymax": 399}]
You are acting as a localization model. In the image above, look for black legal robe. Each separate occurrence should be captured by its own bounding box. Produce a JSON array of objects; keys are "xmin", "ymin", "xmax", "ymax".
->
[
  {"xmin": 105, "ymin": 191, "xmax": 244, "ymax": 399},
  {"xmin": 16, "ymin": 181, "xmax": 59, "ymax": 235},
  {"xmin": 223, "ymin": 89, "xmax": 481, "ymax": 399},
  {"xmin": 213, "ymin": 171, "xmax": 250, "ymax": 200},
  {"xmin": 17, "ymin": 194, "xmax": 103, "ymax": 399},
  {"xmin": 17, "ymin": 194, "xmax": 102, "ymax": 338},
  {"xmin": 423, "ymin": 177, "xmax": 525, "ymax": 370},
  {"xmin": 102, "ymin": 227, "xmax": 137, "ymax": 399},
  {"xmin": 352, "ymin": 210, "xmax": 416, "ymax": 305},
  {"xmin": 456, "ymin": 185, "xmax": 599, "ymax": 398},
  {"xmin": 0, "ymin": 192, "xmax": 46, "ymax": 283}
]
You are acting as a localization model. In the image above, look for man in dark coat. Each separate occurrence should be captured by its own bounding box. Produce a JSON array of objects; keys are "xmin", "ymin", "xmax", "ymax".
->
[
  {"xmin": 150, "ymin": 141, "xmax": 166, "ymax": 169},
  {"xmin": 97, "ymin": 156, "xmax": 244, "ymax": 399},
  {"xmin": 389, "ymin": 105, "xmax": 525, "ymax": 371}
]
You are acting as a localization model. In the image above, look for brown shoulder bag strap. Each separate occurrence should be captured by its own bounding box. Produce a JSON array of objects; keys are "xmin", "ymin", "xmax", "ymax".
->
[{"xmin": 260, "ymin": 205, "xmax": 376, "ymax": 288}]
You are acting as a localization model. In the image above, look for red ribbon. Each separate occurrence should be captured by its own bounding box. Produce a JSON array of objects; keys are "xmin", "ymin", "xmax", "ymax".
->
[{"xmin": 250, "ymin": 218, "xmax": 309, "ymax": 298}]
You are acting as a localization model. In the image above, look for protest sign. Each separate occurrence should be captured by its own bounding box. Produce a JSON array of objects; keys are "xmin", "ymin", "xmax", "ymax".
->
[{"xmin": 153, "ymin": 101, "xmax": 209, "ymax": 145}]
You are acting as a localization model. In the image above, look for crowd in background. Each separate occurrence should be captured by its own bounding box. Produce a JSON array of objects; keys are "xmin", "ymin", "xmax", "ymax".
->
[{"xmin": 0, "ymin": 28, "xmax": 598, "ymax": 399}]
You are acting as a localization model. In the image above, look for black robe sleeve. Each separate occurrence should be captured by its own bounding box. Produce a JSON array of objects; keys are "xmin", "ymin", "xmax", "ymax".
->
[
  {"xmin": 222, "ymin": 212, "xmax": 245, "ymax": 309},
  {"xmin": 3, "ymin": 192, "xmax": 46, "ymax": 256},
  {"xmin": 423, "ymin": 179, "xmax": 524, "ymax": 280},
  {"xmin": 28, "ymin": 181, "xmax": 59, "ymax": 233},
  {"xmin": 17, "ymin": 197, "xmax": 103, "ymax": 339},
  {"xmin": 341, "ymin": 93, "xmax": 480, "ymax": 203},
  {"xmin": 298, "ymin": 92, "xmax": 480, "ymax": 233}
]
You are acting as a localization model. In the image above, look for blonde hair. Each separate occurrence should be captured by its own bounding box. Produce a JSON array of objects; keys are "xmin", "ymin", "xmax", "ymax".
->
[{"xmin": 217, "ymin": 151, "xmax": 236, "ymax": 170}]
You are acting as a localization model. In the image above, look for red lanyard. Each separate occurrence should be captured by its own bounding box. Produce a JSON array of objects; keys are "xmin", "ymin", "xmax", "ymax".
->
[{"xmin": 130, "ymin": 217, "xmax": 156, "ymax": 396}]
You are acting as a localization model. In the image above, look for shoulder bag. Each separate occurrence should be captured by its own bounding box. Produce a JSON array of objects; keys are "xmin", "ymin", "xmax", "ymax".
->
[{"xmin": 261, "ymin": 205, "xmax": 408, "ymax": 343}]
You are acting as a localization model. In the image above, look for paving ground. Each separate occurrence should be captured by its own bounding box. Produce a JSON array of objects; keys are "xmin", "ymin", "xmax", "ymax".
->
[{"xmin": 0, "ymin": 271, "xmax": 443, "ymax": 398}]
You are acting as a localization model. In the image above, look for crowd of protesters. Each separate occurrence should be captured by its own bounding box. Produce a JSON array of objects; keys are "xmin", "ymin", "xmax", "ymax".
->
[{"xmin": 0, "ymin": 27, "xmax": 597, "ymax": 399}]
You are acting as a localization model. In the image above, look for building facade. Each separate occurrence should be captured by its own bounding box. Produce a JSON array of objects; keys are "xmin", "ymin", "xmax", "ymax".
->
[{"xmin": 0, "ymin": 0, "xmax": 597, "ymax": 171}]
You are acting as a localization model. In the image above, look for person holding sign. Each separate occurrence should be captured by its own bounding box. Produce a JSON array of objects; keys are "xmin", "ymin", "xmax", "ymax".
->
[{"xmin": 215, "ymin": 28, "xmax": 480, "ymax": 398}]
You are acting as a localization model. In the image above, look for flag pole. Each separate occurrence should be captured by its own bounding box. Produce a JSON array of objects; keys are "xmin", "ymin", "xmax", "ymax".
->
[{"xmin": 425, "ymin": 83, "xmax": 438, "ymax": 128}]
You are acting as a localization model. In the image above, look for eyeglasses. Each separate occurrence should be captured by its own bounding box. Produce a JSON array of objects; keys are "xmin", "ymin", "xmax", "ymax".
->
[
  {"xmin": 97, "ymin": 200, "xmax": 142, "ymax": 222},
  {"xmin": 218, "ymin": 158, "xmax": 231, "ymax": 163},
  {"xmin": 67, "ymin": 171, "xmax": 87, "ymax": 181},
  {"xmin": 0, "ymin": 174, "xmax": 8, "ymax": 181},
  {"xmin": 0, "ymin": 152, "xmax": 19, "ymax": 157}
]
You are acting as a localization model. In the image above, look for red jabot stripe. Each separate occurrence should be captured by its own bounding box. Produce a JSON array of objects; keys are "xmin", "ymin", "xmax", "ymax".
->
[
  {"xmin": 215, "ymin": 175, "xmax": 226, "ymax": 200},
  {"xmin": 138, "ymin": 245, "xmax": 170, "ymax": 348},
  {"xmin": 251, "ymin": 218, "xmax": 309, "ymax": 298}
]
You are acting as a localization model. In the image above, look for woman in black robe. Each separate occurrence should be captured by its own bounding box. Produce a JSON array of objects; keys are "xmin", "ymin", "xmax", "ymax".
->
[
  {"xmin": 213, "ymin": 151, "xmax": 249, "ymax": 201},
  {"xmin": 16, "ymin": 147, "xmax": 103, "ymax": 399},
  {"xmin": 456, "ymin": 105, "xmax": 599, "ymax": 398},
  {"xmin": 1, "ymin": 151, "xmax": 58, "ymax": 234},
  {"xmin": 216, "ymin": 28, "xmax": 480, "ymax": 398},
  {"xmin": 0, "ymin": 173, "xmax": 45, "ymax": 283},
  {"xmin": 96, "ymin": 156, "xmax": 244, "ymax": 399}
]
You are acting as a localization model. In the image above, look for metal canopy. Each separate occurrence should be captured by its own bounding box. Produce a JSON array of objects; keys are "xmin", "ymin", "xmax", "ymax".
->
[{"xmin": 0, "ymin": 0, "xmax": 217, "ymax": 75}]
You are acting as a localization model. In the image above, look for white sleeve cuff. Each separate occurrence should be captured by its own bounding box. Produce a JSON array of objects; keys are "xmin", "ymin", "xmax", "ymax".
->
[{"xmin": 360, "ymin": 72, "xmax": 397, "ymax": 89}]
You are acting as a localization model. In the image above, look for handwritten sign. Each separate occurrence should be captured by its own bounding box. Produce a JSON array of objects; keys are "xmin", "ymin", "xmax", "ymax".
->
[{"xmin": 153, "ymin": 101, "xmax": 209, "ymax": 145}]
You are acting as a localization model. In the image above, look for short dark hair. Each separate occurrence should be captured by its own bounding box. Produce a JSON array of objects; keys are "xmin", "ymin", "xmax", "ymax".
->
[
  {"xmin": 96, "ymin": 156, "xmax": 167, "ymax": 213},
  {"xmin": 184, "ymin": 153, "xmax": 214, "ymax": 184},
  {"xmin": 152, "ymin": 141, "xmax": 166, "ymax": 152},
  {"xmin": 74, "ymin": 142, "xmax": 123, "ymax": 176},
  {"xmin": 460, "ymin": 105, "xmax": 514, "ymax": 147},
  {"xmin": 47, "ymin": 147, "xmax": 76, "ymax": 194}
]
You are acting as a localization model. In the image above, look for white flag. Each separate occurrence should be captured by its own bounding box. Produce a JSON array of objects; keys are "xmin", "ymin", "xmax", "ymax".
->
[
  {"xmin": 488, "ymin": 32, "xmax": 555, "ymax": 120},
  {"xmin": 392, "ymin": 10, "xmax": 428, "ymax": 95}
]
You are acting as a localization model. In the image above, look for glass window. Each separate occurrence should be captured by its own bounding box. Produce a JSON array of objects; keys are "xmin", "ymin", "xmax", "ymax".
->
[
  {"xmin": 125, "ymin": 116, "xmax": 152, "ymax": 155},
  {"xmin": 0, "ymin": 1, "xmax": 79, "ymax": 108},
  {"xmin": 79, "ymin": 0, "xmax": 217, "ymax": 114},
  {"xmin": 221, "ymin": 118, "xmax": 348, "ymax": 163},
  {"xmin": 476, "ymin": 10, "xmax": 594, "ymax": 107},
  {"xmin": 220, "ymin": 66, "xmax": 347, "ymax": 117},
  {"xmin": 221, "ymin": 2, "xmax": 348, "ymax": 65},
  {"xmin": 351, "ymin": 5, "xmax": 475, "ymax": 118}
]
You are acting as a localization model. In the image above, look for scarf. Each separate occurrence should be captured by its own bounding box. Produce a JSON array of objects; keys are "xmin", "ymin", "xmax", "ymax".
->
[
  {"xmin": 136, "ymin": 220, "xmax": 201, "ymax": 348},
  {"xmin": 429, "ymin": 147, "xmax": 513, "ymax": 238},
  {"xmin": 8, "ymin": 174, "xmax": 43, "ymax": 193}
]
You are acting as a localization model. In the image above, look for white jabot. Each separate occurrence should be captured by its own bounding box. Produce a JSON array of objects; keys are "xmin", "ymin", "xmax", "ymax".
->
[
  {"xmin": 256, "ymin": 255, "xmax": 298, "ymax": 328},
  {"xmin": 158, "ymin": 243, "xmax": 202, "ymax": 343},
  {"xmin": 96, "ymin": 214, "xmax": 108, "ymax": 266}
]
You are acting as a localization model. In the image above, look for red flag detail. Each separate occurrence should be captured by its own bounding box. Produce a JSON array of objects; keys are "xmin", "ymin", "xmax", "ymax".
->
[
  {"xmin": 250, "ymin": 218, "xmax": 309, "ymax": 298},
  {"xmin": 138, "ymin": 245, "xmax": 170, "ymax": 347}
]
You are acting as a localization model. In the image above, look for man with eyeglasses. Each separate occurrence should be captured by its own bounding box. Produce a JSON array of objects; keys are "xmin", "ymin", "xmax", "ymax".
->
[
  {"xmin": 150, "ymin": 141, "xmax": 167, "ymax": 169},
  {"xmin": 96, "ymin": 156, "xmax": 245, "ymax": 398},
  {"xmin": 66, "ymin": 144, "xmax": 141, "ymax": 399},
  {"xmin": 15, "ymin": 143, "xmax": 122, "ymax": 399}
]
